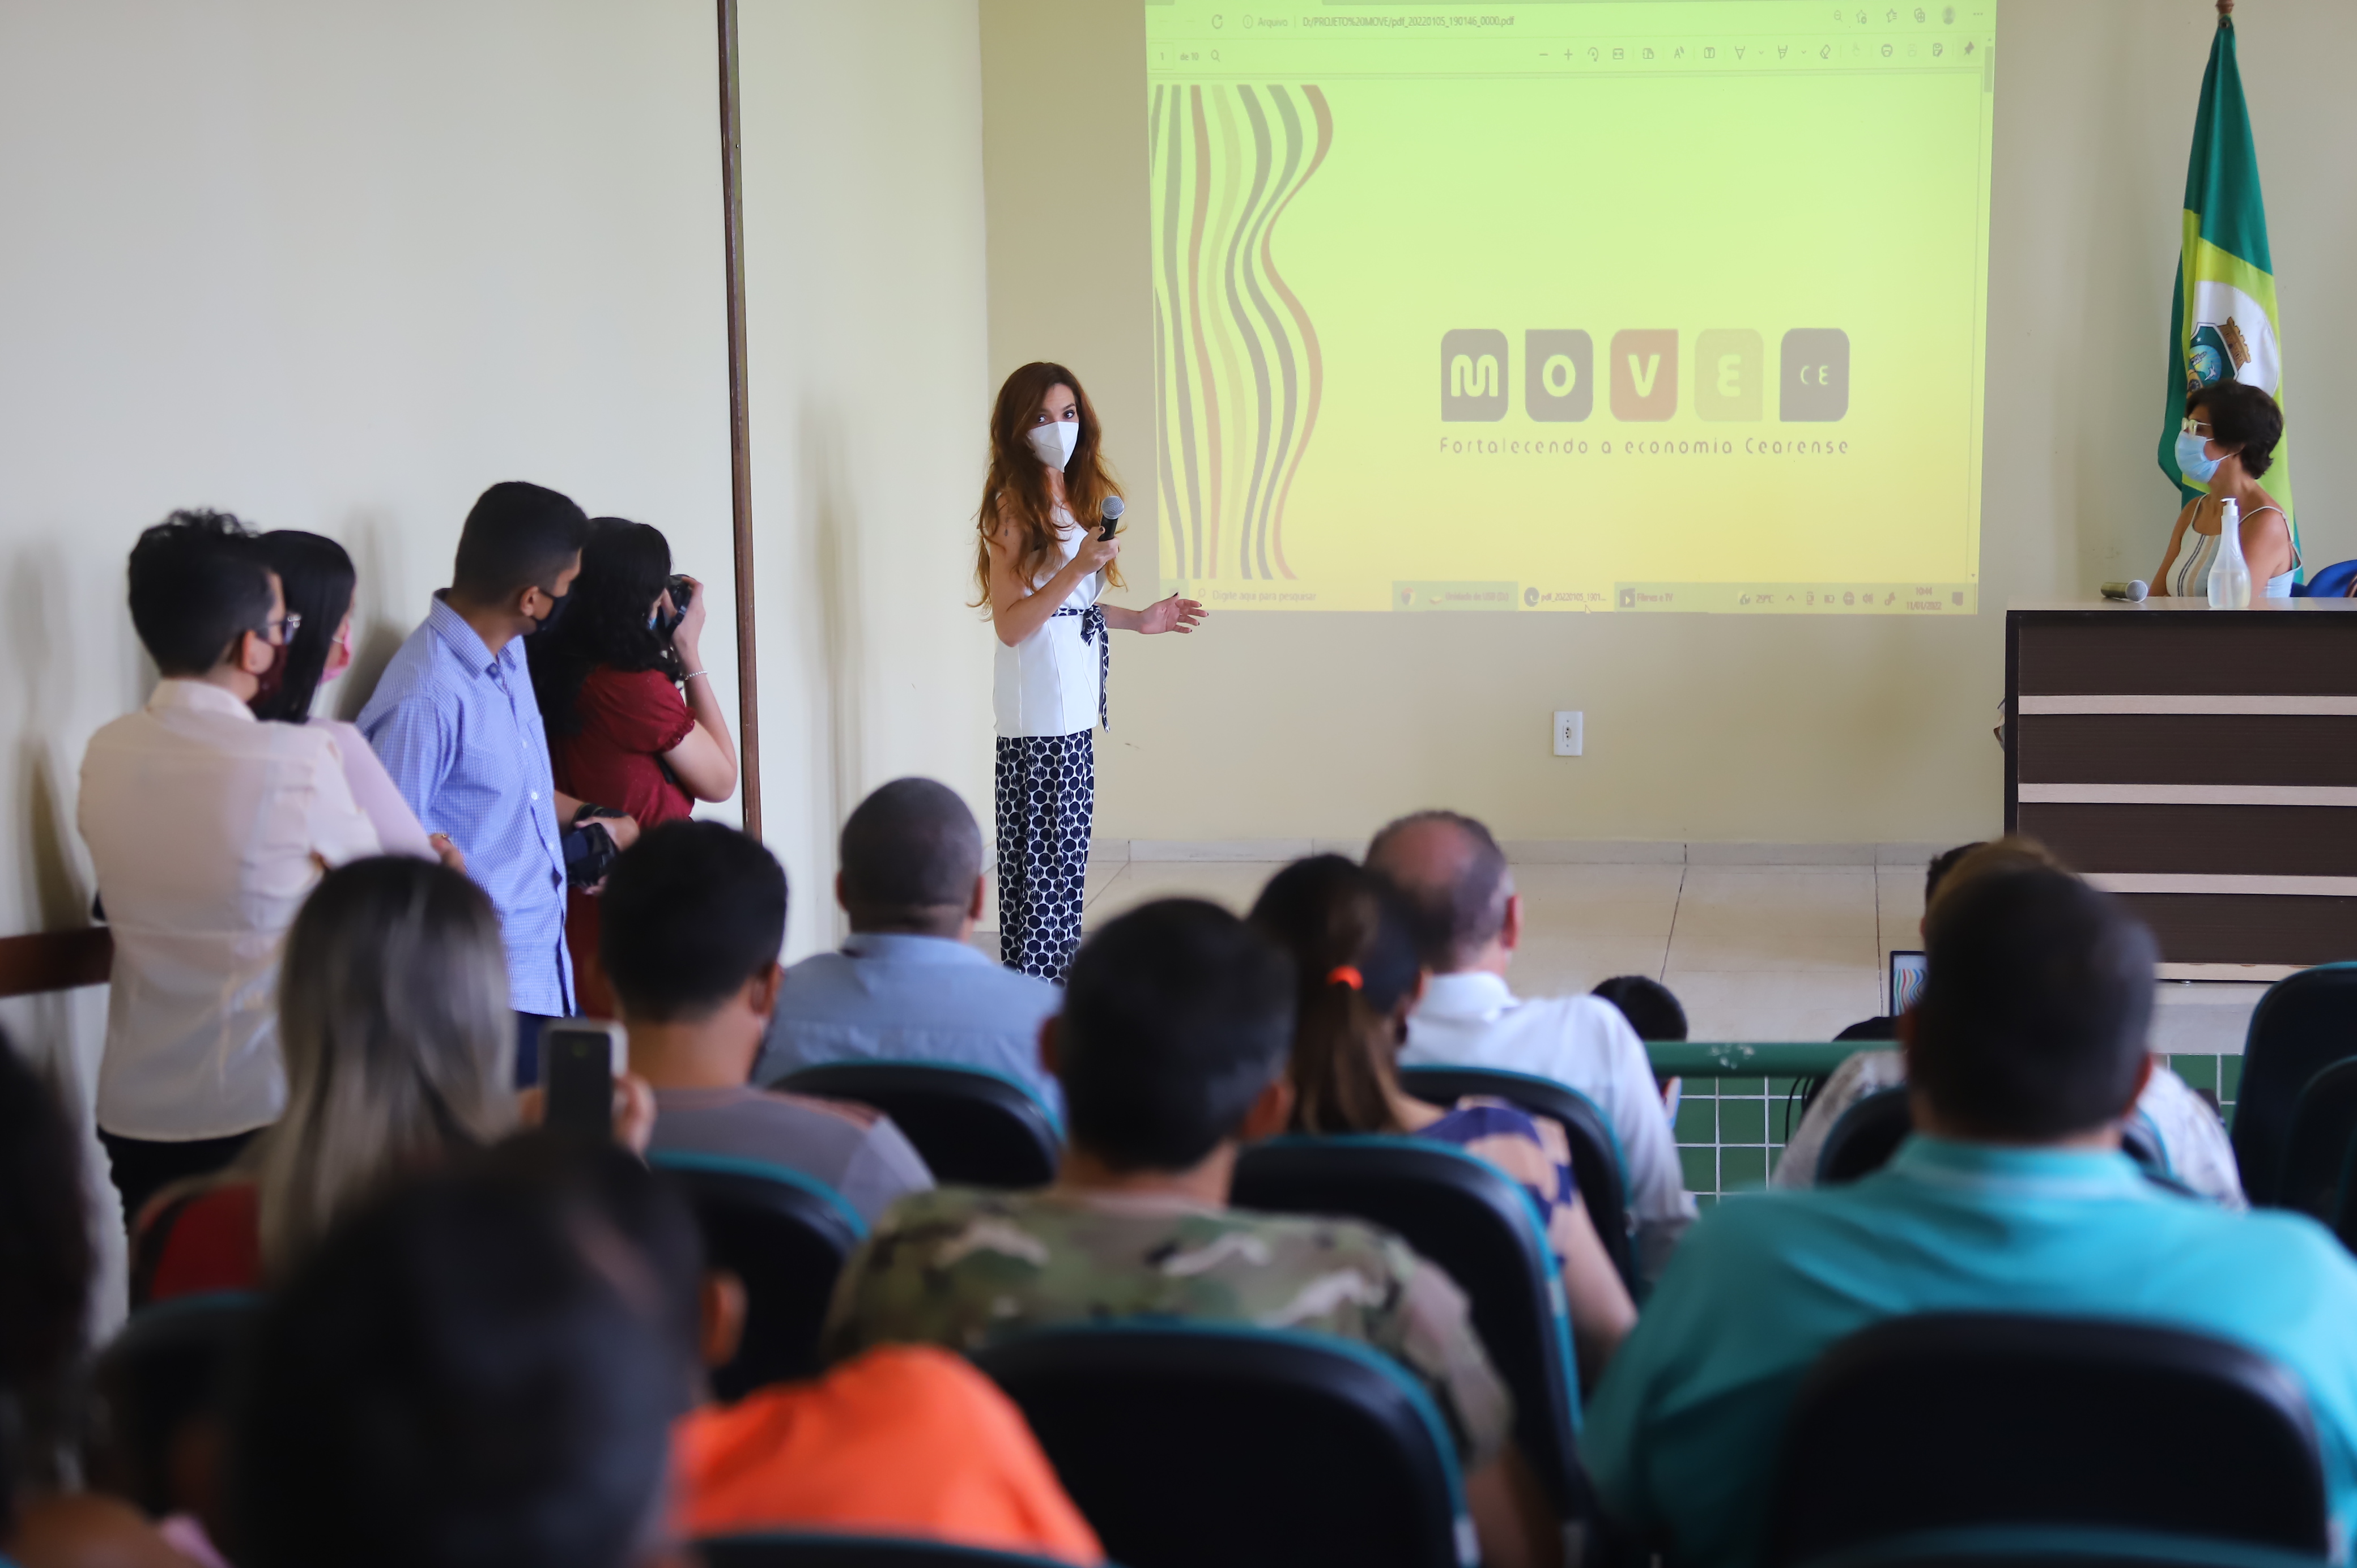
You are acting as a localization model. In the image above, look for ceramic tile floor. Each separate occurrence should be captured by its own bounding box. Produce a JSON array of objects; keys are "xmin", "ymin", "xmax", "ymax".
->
[{"xmin": 985, "ymin": 858, "xmax": 2266, "ymax": 1055}]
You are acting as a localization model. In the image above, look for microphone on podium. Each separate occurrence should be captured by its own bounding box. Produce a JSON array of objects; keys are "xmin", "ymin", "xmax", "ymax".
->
[
  {"xmin": 2100, "ymin": 580, "xmax": 2150, "ymax": 602},
  {"xmin": 1099, "ymin": 496, "xmax": 1125, "ymax": 540}
]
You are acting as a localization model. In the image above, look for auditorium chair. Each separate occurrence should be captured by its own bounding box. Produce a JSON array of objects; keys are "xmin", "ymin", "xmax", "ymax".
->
[
  {"xmin": 1816, "ymin": 1089, "xmax": 2171, "ymax": 1188},
  {"xmin": 776, "ymin": 1062, "xmax": 1061, "ymax": 1188},
  {"xmin": 1764, "ymin": 1314, "xmax": 2329, "ymax": 1568},
  {"xmin": 1397, "ymin": 1063, "xmax": 1636, "ymax": 1289},
  {"xmin": 1780, "ymin": 1524, "xmax": 2329, "ymax": 1568},
  {"xmin": 2232, "ymin": 964, "xmax": 2357, "ymax": 1207},
  {"xmin": 696, "ymin": 1536, "xmax": 1090, "ymax": 1568},
  {"xmin": 84, "ymin": 1291, "xmax": 261, "ymax": 1518},
  {"xmin": 648, "ymin": 1151, "xmax": 865, "ymax": 1399},
  {"xmin": 1233, "ymin": 1134, "xmax": 1588, "ymax": 1522},
  {"xmin": 2290, "ymin": 560, "xmax": 2357, "ymax": 599},
  {"xmin": 1815, "ymin": 1087, "xmax": 1918, "ymax": 1185},
  {"xmin": 973, "ymin": 1322, "xmax": 1474, "ymax": 1568},
  {"xmin": 2275, "ymin": 1057, "xmax": 2357, "ymax": 1223}
]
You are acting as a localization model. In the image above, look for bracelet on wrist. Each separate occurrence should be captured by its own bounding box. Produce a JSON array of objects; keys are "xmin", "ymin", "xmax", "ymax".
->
[{"xmin": 682, "ymin": 668, "xmax": 709, "ymax": 683}]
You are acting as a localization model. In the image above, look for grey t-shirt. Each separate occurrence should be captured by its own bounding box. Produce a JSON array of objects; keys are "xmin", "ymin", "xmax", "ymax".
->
[{"xmin": 649, "ymin": 1085, "xmax": 934, "ymax": 1224}]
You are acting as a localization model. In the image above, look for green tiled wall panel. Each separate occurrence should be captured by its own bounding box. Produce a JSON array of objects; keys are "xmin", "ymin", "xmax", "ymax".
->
[{"xmin": 1671, "ymin": 1053, "xmax": 2237, "ymax": 1205}]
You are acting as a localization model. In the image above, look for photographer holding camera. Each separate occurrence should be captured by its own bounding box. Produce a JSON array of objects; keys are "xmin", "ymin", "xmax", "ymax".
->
[{"xmin": 529, "ymin": 516, "xmax": 739, "ymax": 1016}]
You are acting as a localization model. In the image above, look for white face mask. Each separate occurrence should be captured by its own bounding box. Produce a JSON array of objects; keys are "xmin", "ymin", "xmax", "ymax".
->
[{"xmin": 1027, "ymin": 419, "xmax": 1080, "ymax": 471}]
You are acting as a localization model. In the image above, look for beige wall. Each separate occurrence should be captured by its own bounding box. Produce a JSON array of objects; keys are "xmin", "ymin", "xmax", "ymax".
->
[
  {"xmin": 737, "ymin": 0, "xmax": 997, "ymax": 961},
  {"xmin": 0, "ymin": 2, "xmax": 738, "ymax": 1114},
  {"xmin": 0, "ymin": 1, "xmax": 1002, "ymax": 1009},
  {"xmin": 8, "ymin": 2, "xmax": 2353, "ymax": 1063},
  {"xmin": 979, "ymin": 0, "xmax": 2357, "ymax": 848}
]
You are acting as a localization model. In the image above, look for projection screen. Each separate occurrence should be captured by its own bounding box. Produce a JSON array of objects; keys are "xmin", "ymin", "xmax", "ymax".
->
[{"xmin": 1143, "ymin": 1, "xmax": 1997, "ymax": 613}]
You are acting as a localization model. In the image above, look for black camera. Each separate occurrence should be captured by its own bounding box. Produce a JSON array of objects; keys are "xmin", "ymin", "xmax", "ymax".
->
[{"xmin": 657, "ymin": 573, "xmax": 695, "ymax": 636}]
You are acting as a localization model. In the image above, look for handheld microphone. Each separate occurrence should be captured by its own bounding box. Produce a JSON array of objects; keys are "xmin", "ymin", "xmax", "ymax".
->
[
  {"xmin": 2100, "ymin": 580, "xmax": 2150, "ymax": 603},
  {"xmin": 1098, "ymin": 496, "xmax": 1125, "ymax": 541}
]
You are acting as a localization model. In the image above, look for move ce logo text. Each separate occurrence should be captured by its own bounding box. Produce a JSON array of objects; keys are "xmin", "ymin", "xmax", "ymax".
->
[{"xmin": 1440, "ymin": 328, "xmax": 1849, "ymax": 425}]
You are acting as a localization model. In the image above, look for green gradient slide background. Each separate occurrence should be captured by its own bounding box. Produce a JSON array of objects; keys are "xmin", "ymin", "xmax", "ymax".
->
[{"xmin": 1145, "ymin": 2, "xmax": 1997, "ymax": 613}]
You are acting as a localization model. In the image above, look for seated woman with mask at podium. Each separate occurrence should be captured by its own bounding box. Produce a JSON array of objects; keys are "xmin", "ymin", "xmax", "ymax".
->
[{"xmin": 2152, "ymin": 378, "xmax": 2299, "ymax": 596}]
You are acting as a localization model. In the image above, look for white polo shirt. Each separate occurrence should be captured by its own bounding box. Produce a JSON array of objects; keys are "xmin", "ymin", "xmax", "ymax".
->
[
  {"xmin": 1402, "ymin": 970, "xmax": 1699, "ymax": 1281},
  {"xmin": 78, "ymin": 679, "xmax": 382, "ymax": 1140}
]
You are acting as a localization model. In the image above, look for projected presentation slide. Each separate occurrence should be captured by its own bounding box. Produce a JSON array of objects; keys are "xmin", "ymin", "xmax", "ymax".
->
[{"xmin": 1143, "ymin": 1, "xmax": 1996, "ymax": 613}]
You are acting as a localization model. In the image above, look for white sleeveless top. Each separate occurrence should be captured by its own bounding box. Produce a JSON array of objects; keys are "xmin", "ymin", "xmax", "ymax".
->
[
  {"xmin": 994, "ymin": 506, "xmax": 1104, "ymax": 738},
  {"xmin": 2171, "ymin": 504, "xmax": 2300, "ymax": 599}
]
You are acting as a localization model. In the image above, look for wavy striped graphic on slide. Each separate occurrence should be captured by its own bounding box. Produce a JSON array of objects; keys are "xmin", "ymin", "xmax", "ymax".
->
[{"xmin": 1150, "ymin": 83, "xmax": 1331, "ymax": 582}]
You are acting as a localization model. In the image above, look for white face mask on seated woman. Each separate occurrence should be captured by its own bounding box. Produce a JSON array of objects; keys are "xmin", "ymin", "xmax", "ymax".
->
[
  {"xmin": 2174, "ymin": 426, "xmax": 2224, "ymax": 485},
  {"xmin": 1027, "ymin": 419, "xmax": 1079, "ymax": 471}
]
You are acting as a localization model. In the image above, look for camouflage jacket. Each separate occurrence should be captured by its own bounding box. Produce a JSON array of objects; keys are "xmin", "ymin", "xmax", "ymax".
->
[{"xmin": 822, "ymin": 1185, "xmax": 1512, "ymax": 1468}]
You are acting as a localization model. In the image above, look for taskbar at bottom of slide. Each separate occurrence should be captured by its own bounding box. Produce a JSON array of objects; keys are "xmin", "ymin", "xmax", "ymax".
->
[{"xmin": 1167, "ymin": 580, "xmax": 1980, "ymax": 615}]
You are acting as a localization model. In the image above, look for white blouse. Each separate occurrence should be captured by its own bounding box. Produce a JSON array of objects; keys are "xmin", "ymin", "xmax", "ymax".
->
[{"xmin": 994, "ymin": 508, "xmax": 1104, "ymax": 739}]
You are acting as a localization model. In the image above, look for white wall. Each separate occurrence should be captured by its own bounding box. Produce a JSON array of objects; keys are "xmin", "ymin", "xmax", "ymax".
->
[{"xmin": 979, "ymin": 0, "xmax": 2357, "ymax": 849}]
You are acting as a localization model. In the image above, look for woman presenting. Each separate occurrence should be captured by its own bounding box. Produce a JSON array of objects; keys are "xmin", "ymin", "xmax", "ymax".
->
[
  {"xmin": 977, "ymin": 361, "xmax": 1206, "ymax": 980},
  {"xmin": 2152, "ymin": 378, "xmax": 2299, "ymax": 597}
]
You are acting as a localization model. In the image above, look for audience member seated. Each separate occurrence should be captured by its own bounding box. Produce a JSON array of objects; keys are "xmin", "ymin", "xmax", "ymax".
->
[
  {"xmin": 358, "ymin": 480, "xmax": 633, "ymax": 1068},
  {"xmin": 1367, "ymin": 810, "xmax": 1696, "ymax": 1280},
  {"xmin": 1827, "ymin": 843, "xmax": 1977, "ymax": 1045},
  {"xmin": 1775, "ymin": 838, "xmax": 2242, "ymax": 1205},
  {"xmin": 600, "ymin": 819, "xmax": 934, "ymax": 1224},
  {"xmin": 1, "ymin": 1036, "xmax": 206, "ymax": 1568},
  {"xmin": 755, "ymin": 778, "xmax": 1065, "ymax": 1114},
  {"xmin": 1249, "ymin": 855, "xmax": 1636, "ymax": 1368},
  {"xmin": 1590, "ymin": 975, "xmax": 1688, "ymax": 1044},
  {"xmin": 826, "ymin": 898, "xmax": 1560, "ymax": 1568},
  {"xmin": 80, "ymin": 510, "xmax": 383, "ymax": 1224},
  {"xmin": 230, "ymin": 1159, "xmax": 682, "ymax": 1568},
  {"xmin": 527, "ymin": 516, "xmax": 738, "ymax": 1015},
  {"xmin": 131, "ymin": 857, "xmax": 516, "ymax": 1302},
  {"xmin": 482, "ymin": 1136, "xmax": 1101, "ymax": 1562},
  {"xmin": 1584, "ymin": 868, "xmax": 2357, "ymax": 1568},
  {"xmin": 252, "ymin": 529, "xmax": 459, "ymax": 870}
]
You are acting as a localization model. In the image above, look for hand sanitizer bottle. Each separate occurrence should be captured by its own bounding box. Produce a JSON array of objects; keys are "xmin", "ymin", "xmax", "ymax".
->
[{"xmin": 2209, "ymin": 497, "xmax": 2252, "ymax": 610}]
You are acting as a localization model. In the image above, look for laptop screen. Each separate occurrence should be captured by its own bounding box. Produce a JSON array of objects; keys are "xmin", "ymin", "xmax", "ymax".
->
[{"xmin": 1890, "ymin": 950, "xmax": 1928, "ymax": 1016}]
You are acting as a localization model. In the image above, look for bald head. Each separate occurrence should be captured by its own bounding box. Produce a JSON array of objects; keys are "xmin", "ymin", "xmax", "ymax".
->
[
  {"xmin": 1364, "ymin": 810, "xmax": 1512, "ymax": 972},
  {"xmin": 839, "ymin": 778, "xmax": 983, "ymax": 938}
]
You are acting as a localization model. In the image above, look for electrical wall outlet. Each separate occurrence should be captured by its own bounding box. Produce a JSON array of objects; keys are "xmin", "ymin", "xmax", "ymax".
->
[{"xmin": 1553, "ymin": 710, "xmax": 1584, "ymax": 756}]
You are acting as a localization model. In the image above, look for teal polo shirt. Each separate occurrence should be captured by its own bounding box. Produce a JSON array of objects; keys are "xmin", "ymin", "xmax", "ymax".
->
[{"xmin": 1585, "ymin": 1136, "xmax": 2357, "ymax": 1568}]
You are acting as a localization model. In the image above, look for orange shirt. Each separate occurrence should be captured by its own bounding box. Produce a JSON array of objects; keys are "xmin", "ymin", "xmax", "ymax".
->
[{"xmin": 673, "ymin": 1345, "xmax": 1101, "ymax": 1565}]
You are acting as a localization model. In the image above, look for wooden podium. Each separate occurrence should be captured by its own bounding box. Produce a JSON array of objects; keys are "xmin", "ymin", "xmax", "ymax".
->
[{"xmin": 2005, "ymin": 598, "xmax": 2357, "ymax": 980}]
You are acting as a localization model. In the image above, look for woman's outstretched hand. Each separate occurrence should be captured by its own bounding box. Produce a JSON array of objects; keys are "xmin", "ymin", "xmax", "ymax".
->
[{"xmin": 1135, "ymin": 594, "xmax": 1208, "ymax": 635}]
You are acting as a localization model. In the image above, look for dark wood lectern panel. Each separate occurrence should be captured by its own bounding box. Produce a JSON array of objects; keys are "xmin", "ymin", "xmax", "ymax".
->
[
  {"xmin": 2115, "ymin": 893, "xmax": 2357, "ymax": 969},
  {"xmin": 2007, "ymin": 603, "xmax": 2357, "ymax": 969},
  {"xmin": 2017, "ymin": 619, "xmax": 2357, "ymax": 696},
  {"xmin": 2019, "ymin": 803, "xmax": 2357, "ymax": 877},
  {"xmin": 2016, "ymin": 715, "xmax": 2357, "ymax": 787}
]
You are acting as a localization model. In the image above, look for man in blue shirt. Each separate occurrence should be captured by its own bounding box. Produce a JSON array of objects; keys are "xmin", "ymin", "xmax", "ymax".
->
[
  {"xmin": 754, "ymin": 778, "xmax": 1063, "ymax": 1116},
  {"xmin": 360, "ymin": 482, "xmax": 629, "ymax": 1077},
  {"xmin": 1586, "ymin": 868, "xmax": 2357, "ymax": 1568}
]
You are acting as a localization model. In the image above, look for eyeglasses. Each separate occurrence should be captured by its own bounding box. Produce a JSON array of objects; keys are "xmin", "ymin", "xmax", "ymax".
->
[
  {"xmin": 262, "ymin": 611, "xmax": 303, "ymax": 646},
  {"xmin": 2180, "ymin": 416, "xmax": 2215, "ymax": 438}
]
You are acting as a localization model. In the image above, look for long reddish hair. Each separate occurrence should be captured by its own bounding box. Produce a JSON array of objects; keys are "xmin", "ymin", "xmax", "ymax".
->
[{"xmin": 973, "ymin": 361, "xmax": 1124, "ymax": 605}]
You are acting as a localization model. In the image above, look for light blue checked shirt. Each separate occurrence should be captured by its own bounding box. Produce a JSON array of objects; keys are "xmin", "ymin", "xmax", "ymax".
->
[
  {"xmin": 358, "ymin": 595, "xmax": 572, "ymax": 1015},
  {"xmin": 753, "ymin": 932, "xmax": 1065, "ymax": 1118}
]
